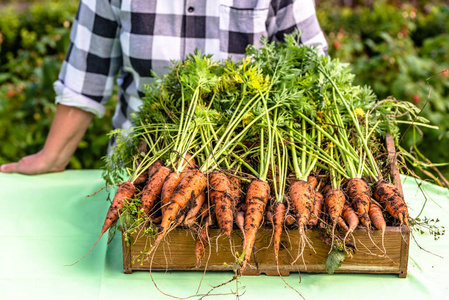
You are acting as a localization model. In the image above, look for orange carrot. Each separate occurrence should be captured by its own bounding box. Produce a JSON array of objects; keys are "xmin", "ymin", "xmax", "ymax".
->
[
  {"xmin": 369, "ymin": 202, "xmax": 386, "ymax": 232},
  {"xmin": 182, "ymin": 152, "xmax": 196, "ymax": 169},
  {"xmin": 285, "ymin": 214, "xmax": 296, "ymax": 226},
  {"xmin": 325, "ymin": 189, "xmax": 345, "ymax": 226},
  {"xmin": 266, "ymin": 204, "xmax": 274, "ymax": 224},
  {"xmin": 229, "ymin": 176, "xmax": 242, "ymax": 206},
  {"xmin": 170, "ymin": 169, "xmax": 207, "ymax": 209},
  {"xmin": 160, "ymin": 172, "xmax": 181, "ymax": 215},
  {"xmin": 308, "ymin": 191, "xmax": 324, "ymax": 227},
  {"xmin": 337, "ymin": 216, "xmax": 349, "ymax": 232},
  {"xmin": 342, "ymin": 203, "xmax": 359, "ymax": 240},
  {"xmin": 148, "ymin": 159, "xmax": 164, "ymax": 178},
  {"xmin": 183, "ymin": 190, "xmax": 206, "ymax": 227},
  {"xmin": 240, "ymin": 180, "xmax": 270, "ymax": 275},
  {"xmin": 133, "ymin": 170, "xmax": 148, "ymax": 186},
  {"xmin": 346, "ymin": 178, "xmax": 371, "ymax": 228},
  {"xmin": 209, "ymin": 172, "xmax": 234, "ymax": 237},
  {"xmin": 307, "ymin": 175, "xmax": 318, "ymax": 190},
  {"xmin": 134, "ymin": 159, "xmax": 163, "ymax": 186},
  {"xmin": 69, "ymin": 181, "xmax": 136, "ymax": 265},
  {"xmin": 321, "ymin": 184, "xmax": 332, "ymax": 197},
  {"xmin": 342, "ymin": 203, "xmax": 359, "ymax": 231},
  {"xmin": 324, "ymin": 189, "xmax": 346, "ymax": 248},
  {"xmin": 288, "ymin": 180, "xmax": 315, "ymax": 231},
  {"xmin": 176, "ymin": 213, "xmax": 185, "ymax": 225},
  {"xmin": 198, "ymin": 200, "xmax": 211, "ymax": 224},
  {"xmin": 160, "ymin": 154, "xmax": 195, "ymax": 214},
  {"xmin": 369, "ymin": 201, "xmax": 387, "ymax": 253},
  {"xmin": 159, "ymin": 170, "xmax": 207, "ymax": 233},
  {"xmin": 288, "ymin": 180, "xmax": 315, "ymax": 264},
  {"xmin": 102, "ymin": 181, "xmax": 136, "ymax": 235},
  {"xmin": 195, "ymin": 220, "xmax": 210, "ymax": 267},
  {"xmin": 235, "ymin": 203, "xmax": 246, "ymax": 242},
  {"xmin": 140, "ymin": 166, "xmax": 171, "ymax": 215},
  {"xmin": 373, "ymin": 180, "xmax": 409, "ymax": 226},
  {"xmin": 147, "ymin": 169, "xmax": 207, "ymax": 260},
  {"xmin": 272, "ymin": 201, "xmax": 286, "ymax": 265}
]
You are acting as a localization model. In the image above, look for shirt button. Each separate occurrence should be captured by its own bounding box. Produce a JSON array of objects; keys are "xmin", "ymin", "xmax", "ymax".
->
[{"xmin": 188, "ymin": 6, "xmax": 194, "ymax": 13}]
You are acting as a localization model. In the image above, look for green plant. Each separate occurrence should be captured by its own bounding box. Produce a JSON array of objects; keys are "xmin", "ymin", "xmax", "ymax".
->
[
  {"xmin": 318, "ymin": 0, "xmax": 449, "ymax": 182},
  {"xmin": 0, "ymin": 0, "xmax": 116, "ymax": 169}
]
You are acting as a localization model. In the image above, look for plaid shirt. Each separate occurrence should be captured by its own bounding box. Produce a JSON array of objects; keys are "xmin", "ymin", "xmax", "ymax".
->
[{"xmin": 54, "ymin": 0, "xmax": 328, "ymax": 130}]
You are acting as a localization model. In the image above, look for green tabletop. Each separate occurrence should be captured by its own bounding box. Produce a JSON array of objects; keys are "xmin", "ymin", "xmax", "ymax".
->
[{"xmin": 1, "ymin": 170, "xmax": 448, "ymax": 300}]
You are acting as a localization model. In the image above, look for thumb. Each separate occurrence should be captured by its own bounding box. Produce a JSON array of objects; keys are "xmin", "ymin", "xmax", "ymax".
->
[
  {"xmin": 1, "ymin": 152, "xmax": 66, "ymax": 175},
  {"xmin": 0, "ymin": 162, "xmax": 19, "ymax": 173}
]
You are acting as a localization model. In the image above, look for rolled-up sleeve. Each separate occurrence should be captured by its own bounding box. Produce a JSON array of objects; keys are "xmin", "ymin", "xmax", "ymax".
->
[
  {"xmin": 54, "ymin": 0, "xmax": 122, "ymax": 117},
  {"xmin": 268, "ymin": 0, "xmax": 328, "ymax": 56}
]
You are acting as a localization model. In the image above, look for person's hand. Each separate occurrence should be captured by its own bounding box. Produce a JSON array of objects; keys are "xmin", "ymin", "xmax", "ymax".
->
[
  {"xmin": 0, "ymin": 104, "xmax": 95, "ymax": 175},
  {"xmin": 0, "ymin": 151, "xmax": 66, "ymax": 175}
]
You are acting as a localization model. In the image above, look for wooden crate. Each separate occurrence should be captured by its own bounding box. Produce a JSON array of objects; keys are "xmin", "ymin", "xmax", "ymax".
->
[
  {"xmin": 123, "ymin": 226, "xmax": 409, "ymax": 277},
  {"xmin": 122, "ymin": 134, "xmax": 410, "ymax": 277}
]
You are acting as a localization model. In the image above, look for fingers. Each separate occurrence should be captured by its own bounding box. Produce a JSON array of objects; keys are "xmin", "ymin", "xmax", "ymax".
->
[
  {"xmin": 0, "ymin": 159, "xmax": 42, "ymax": 175},
  {"xmin": 0, "ymin": 162, "xmax": 19, "ymax": 173},
  {"xmin": 0, "ymin": 153, "xmax": 65, "ymax": 175}
]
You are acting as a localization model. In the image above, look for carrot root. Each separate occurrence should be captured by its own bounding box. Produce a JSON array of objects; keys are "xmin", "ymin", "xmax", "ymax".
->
[
  {"xmin": 308, "ymin": 191, "xmax": 324, "ymax": 227},
  {"xmin": 240, "ymin": 180, "xmax": 270, "ymax": 275},
  {"xmin": 324, "ymin": 189, "xmax": 346, "ymax": 252},
  {"xmin": 183, "ymin": 190, "xmax": 207, "ymax": 227},
  {"xmin": 195, "ymin": 221, "xmax": 210, "ymax": 267},
  {"xmin": 140, "ymin": 166, "xmax": 171, "ymax": 215},
  {"xmin": 160, "ymin": 172, "xmax": 181, "ymax": 215},
  {"xmin": 146, "ymin": 169, "xmax": 207, "ymax": 260},
  {"xmin": 346, "ymin": 178, "xmax": 371, "ymax": 229},
  {"xmin": 209, "ymin": 172, "xmax": 234, "ymax": 237},
  {"xmin": 369, "ymin": 202, "xmax": 387, "ymax": 254},
  {"xmin": 373, "ymin": 180, "xmax": 409, "ymax": 226},
  {"xmin": 342, "ymin": 203, "xmax": 360, "ymax": 244},
  {"xmin": 272, "ymin": 201, "xmax": 286, "ymax": 264},
  {"xmin": 289, "ymin": 180, "xmax": 315, "ymax": 226},
  {"xmin": 288, "ymin": 180, "xmax": 316, "ymax": 265}
]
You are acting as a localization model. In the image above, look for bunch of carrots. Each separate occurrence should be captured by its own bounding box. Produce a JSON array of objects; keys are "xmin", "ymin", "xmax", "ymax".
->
[{"xmin": 84, "ymin": 33, "xmax": 443, "ymax": 276}]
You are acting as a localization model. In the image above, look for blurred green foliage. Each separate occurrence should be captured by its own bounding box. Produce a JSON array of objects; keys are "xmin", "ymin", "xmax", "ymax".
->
[
  {"xmin": 0, "ymin": 0, "xmax": 448, "ymax": 178},
  {"xmin": 318, "ymin": 0, "xmax": 449, "ymax": 180},
  {"xmin": 0, "ymin": 0, "xmax": 116, "ymax": 169}
]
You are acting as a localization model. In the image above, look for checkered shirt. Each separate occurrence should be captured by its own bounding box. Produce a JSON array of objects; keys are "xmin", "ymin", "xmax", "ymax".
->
[{"xmin": 54, "ymin": 0, "xmax": 328, "ymax": 130}]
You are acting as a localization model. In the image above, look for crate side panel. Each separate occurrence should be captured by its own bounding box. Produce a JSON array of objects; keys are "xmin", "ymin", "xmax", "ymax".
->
[{"xmin": 126, "ymin": 227, "xmax": 408, "ymax": 275}]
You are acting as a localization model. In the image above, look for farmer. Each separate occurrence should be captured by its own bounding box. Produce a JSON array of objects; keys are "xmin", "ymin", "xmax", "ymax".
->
[{"xmin": 0, "ymin": 0, "xmax": 327, "ymax": 175}]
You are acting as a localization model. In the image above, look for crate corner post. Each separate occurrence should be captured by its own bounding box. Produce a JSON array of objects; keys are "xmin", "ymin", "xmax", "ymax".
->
[{"xmin": 122, "ymin": 233, "xmax": 133, "ymax": 274}]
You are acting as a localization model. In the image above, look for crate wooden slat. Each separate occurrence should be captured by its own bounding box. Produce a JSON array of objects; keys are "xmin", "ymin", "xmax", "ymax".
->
[
  {"xmin": 122, "ymin": 133, "xmax": 410, "ymax": 277},
  {"xmin": 123, "ymin": 225, "xmax": 409, "ymax": 277}
]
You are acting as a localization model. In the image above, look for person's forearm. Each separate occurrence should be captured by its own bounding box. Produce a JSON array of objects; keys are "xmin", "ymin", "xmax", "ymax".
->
[
  {"xmin": 42, "ymin": 104, "xmax": 95, "ymax": 168},
  {"xmin": 0, "ymin": 104, "xmax": 94, "ymax": 174}
]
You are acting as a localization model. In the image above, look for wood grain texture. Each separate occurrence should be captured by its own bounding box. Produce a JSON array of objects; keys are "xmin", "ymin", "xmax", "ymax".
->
[
  {"xmin": 123, "ymin": 226, "xmax": 409, "ymax": 276},
  {"xmin": 386, "ymin": 133, "xmax": 403, "ymax": 196},
  {"xmin": 122, "ymin": 233, "xmax": 132, "ymax": 274},
  {"xmin": 386, "ymin": 132, "xmax": 409, "ymax": 277}
]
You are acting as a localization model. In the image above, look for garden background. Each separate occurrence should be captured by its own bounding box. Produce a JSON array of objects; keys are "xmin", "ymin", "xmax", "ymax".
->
[{"xmin": 1, "ymin": 0, "xmax": 448, "ymax": 183}]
